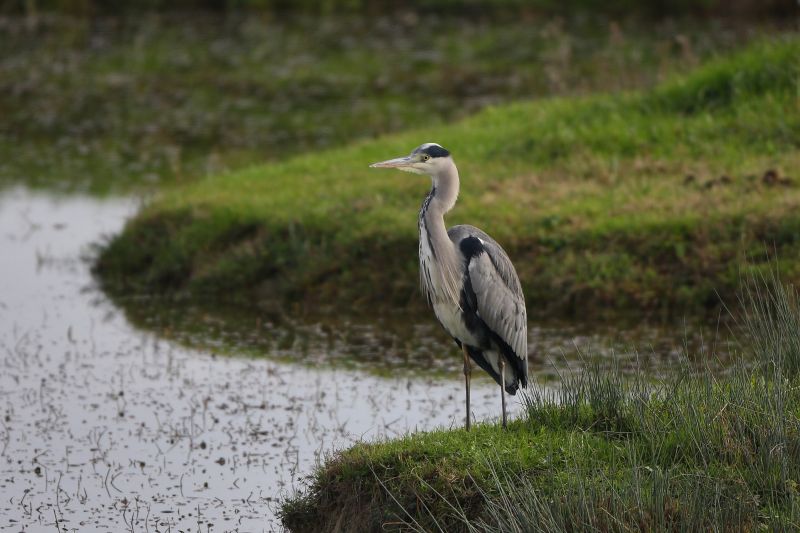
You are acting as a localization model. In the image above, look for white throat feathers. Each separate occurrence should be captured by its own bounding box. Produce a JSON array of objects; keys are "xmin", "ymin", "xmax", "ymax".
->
[{"xmin": 418, "ymin": 157, "xmax": 462, "ymax": 308}]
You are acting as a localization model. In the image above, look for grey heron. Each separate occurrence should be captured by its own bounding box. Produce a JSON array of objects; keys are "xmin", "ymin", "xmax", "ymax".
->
[{"xmin": 370, "ymin": 143, "xmax": 528, "ymax": 430}]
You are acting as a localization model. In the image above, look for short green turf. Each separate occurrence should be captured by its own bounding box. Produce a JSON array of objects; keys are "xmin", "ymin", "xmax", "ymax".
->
[{"xmin": 95, "ymin": 37, "xmax": 800, "ymax": 317}]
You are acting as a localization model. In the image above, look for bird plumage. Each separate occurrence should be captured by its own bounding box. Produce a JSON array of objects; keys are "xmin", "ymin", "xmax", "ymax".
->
[
  {"xmin": 418, "ymin": 185, "xmax": 462, "ymax": 309},
  {"xmin": 370, "ymin": 142, "xmax": 528, "ymax": 428},
  {"xmin": 449, "ymin": 225, "xmax": 528, "ymax": 394}
]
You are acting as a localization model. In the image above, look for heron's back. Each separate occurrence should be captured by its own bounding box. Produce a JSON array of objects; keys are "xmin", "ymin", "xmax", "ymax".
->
[{"xmin": 446, "ymin": 224, "xmax": 528, "ymax": 393}]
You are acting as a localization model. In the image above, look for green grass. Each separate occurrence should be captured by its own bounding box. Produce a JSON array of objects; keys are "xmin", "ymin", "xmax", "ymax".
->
[
  {"xmin": 0, "ymin": 14, "xmax": 783, "ymax": 194},
  {"xmin": 95, "ymin": 37, "xmax": 800, "ymax": 317},
  {"xmin": 278, "ymin": 272, "xmax": 800, "ymax": 532}
]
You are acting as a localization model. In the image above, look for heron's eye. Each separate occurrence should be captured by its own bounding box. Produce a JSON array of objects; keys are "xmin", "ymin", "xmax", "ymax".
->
[{"xmin": 422, "ymin": 155, "xmax": 430, "ymax": 162}]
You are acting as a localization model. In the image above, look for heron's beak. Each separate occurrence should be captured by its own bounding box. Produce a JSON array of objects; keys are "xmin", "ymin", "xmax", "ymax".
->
[{"xmin": 369, "ymin": 155, "xmax": 414, "ymax": 169}]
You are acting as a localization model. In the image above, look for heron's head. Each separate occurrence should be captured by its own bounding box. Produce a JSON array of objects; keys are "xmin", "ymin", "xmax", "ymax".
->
[{"xmin": 369, "ymin": 143, "xmax": 452, "ymax": 176}]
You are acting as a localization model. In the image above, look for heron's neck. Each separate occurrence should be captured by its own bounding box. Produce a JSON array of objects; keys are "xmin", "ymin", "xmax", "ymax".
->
[
  {"xmin": 419, "ymin": 159, "xmax": 462, "ymax": 305},
  {"xmin": 430, "ymin": 159, "xmax": 460, "ymax": 215},
  {"xmin": 420, "ymin": 159, "xmax": 459, "ymax": 240}
]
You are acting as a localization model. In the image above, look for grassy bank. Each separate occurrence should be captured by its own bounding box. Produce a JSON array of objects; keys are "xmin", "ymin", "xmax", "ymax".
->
[
  {"xmin": 4, "ymin": 14, "xmax": 764, "ymax": 194},
  {"xmin": 278, "ymin": 274, "xmax": 800, "ymax": 531},
  {"xmin": 95, "ymin": 38, "xmax": 799, "ymax": 317}
]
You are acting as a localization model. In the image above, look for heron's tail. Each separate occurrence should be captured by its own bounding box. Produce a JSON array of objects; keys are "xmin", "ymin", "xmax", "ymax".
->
[{"xmin": 466, "ymin": 347, "xmax": 523, "ymax": 395}]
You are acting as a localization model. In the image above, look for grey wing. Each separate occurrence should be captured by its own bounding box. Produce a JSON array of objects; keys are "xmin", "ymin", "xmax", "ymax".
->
[{"xmin": 449, "ymin": 225, "xmax": 528, "ymax": 379}]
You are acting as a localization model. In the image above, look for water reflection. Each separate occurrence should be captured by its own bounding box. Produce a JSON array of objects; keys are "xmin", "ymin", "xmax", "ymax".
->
[{"xmin": 115, "ymin": 292, "xmax": 737, "ymax": 384}]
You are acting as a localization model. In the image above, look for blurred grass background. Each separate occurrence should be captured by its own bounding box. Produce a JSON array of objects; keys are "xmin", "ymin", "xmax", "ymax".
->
[{"xmin": 0, "ymin": 3, "xmax": 790, "ymax": 193}]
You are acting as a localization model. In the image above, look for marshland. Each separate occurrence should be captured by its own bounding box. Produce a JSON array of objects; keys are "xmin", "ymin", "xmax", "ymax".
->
[{"xmin": 0, "ymin": 1, "xmax": 797, "ymax": 531}]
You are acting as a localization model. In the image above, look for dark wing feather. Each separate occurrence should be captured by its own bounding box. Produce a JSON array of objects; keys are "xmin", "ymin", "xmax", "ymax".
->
[{"xmin": 449, "ymin": 225, "xmax": 528, "ymax": 384}]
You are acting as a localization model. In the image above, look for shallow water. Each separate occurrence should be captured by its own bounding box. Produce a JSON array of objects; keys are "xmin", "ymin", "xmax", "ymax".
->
[
  {"xmin": 114, "ymin": 275, "xmax": 734, "ymax": 383},
  {"xmin": 0, "ymin": 188, "xmax": 732, "ymax": 531},
  {"xmin": 0, "ymin": 188, "xmax": 528, "ymax": 531}
]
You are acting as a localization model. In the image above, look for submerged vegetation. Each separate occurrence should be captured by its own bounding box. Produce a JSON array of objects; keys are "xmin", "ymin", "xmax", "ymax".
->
[
  {"xmin": 279, "ymin": 272, "xmax": 800, "ymax": 531},
  {"xmin": 95, "ymin": 37, "xmax": 800, "ymax": 317}
]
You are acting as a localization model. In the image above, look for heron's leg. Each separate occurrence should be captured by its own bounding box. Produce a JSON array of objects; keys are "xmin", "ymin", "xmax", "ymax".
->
[
  {"xmin": 462, "ymin": 344, "xmax": 472, "ymax": 431},
  {"xmin": 499, "ymin": 358, "xmax": 507, "ymax": 429}
]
